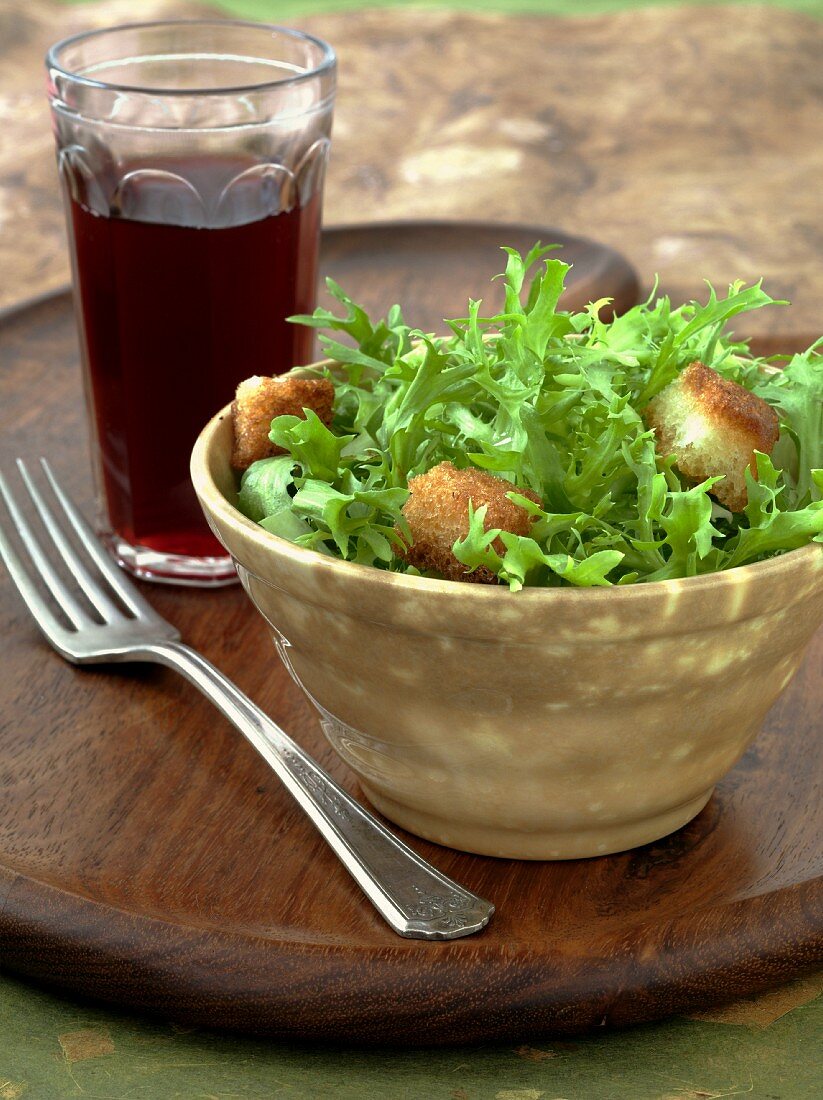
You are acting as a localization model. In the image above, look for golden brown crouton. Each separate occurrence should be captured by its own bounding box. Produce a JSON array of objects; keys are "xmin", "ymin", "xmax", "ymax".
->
[
  {"xmin": 399, "ymin": 461, "xmax": 542, "ymax": 583},
  {"xmin": 231, "ymin": 374, "xmax": 335, "ymax": 470},
  {"xmin": 644, "ymin": 361, "xmax": 779, "ymax": 511}
]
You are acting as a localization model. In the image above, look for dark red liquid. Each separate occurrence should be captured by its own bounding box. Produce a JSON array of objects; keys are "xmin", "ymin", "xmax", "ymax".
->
[{"xmin": 69, "ymin": 171, "xmax": 320, "ymax": 558}]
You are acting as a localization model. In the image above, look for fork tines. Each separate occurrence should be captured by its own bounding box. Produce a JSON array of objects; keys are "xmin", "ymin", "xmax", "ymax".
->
[{"xmin": 0, "ymin": 459, "xmax": 154, "ymax": 642}]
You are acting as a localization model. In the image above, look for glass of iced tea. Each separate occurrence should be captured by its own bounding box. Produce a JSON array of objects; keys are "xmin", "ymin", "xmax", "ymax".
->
[{"xmin": 46, "ymin": 21, "xmax": 336, "ymax": 585}]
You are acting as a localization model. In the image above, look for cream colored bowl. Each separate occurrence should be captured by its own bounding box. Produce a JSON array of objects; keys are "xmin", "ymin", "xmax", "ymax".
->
[{"xmin": 192, "ymin": 404, "xmax": 823, "ymax": 860}]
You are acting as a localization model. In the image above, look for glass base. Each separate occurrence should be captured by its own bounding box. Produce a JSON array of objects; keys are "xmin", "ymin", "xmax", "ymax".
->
[{"xmin": 105, "ymin": 533, "xmax": 238, "ymax": 587}]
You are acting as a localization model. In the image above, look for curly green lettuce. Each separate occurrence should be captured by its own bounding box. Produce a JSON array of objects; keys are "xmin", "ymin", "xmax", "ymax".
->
[{"xmin": 236, "ymin": 246, "xmax": 823, "ymax": 589}]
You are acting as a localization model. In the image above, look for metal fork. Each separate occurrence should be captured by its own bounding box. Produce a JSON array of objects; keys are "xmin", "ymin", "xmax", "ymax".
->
[{"xmin": 0, "ymin": 459, "xmax": 493, "ymax": 940}]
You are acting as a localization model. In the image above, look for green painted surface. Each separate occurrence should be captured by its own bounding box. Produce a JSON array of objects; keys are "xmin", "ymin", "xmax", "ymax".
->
[{"xmin": 0, "ymin": 971, "xmax": 820, "ymax": 1099}]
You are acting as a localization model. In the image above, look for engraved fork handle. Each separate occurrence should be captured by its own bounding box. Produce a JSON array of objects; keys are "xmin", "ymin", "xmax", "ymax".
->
[{"xmin": 137, "ymin": 641, "xmax": 494, "ymax": 940}]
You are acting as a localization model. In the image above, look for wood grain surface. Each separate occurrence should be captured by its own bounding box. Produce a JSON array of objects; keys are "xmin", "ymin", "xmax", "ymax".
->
[
  {"xmin": 2, "ymin": 1, "xmax": 823, "ymax": 352},
  {"xmin": 318, "ymin": 221, "xmax": 639, "ymax": 323},
  {"xmin": 0, "ymin": 233, "xmax": 820, "ymax": 1044}
]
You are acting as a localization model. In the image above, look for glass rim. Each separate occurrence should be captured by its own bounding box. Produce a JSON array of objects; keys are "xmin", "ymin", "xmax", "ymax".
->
[{"xmin": 45, "ymin": 19, "xmax": 337, "ymax": 98}]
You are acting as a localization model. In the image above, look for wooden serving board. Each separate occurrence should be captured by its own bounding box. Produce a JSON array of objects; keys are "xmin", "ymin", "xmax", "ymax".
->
[{"xmin": 0, "ymin": 224, "xmax": 820, "ymax": 1045}]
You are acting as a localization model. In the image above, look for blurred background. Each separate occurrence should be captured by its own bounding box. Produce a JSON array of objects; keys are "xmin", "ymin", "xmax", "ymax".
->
[{"xmin": 2, "ymin": 0, "xmax": 822, "ymax": 348}]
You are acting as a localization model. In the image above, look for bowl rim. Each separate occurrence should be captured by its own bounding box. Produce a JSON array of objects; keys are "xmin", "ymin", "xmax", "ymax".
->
[{"xmin": 191, "ymin": 401, "xmax": 822, "ymax": 604}]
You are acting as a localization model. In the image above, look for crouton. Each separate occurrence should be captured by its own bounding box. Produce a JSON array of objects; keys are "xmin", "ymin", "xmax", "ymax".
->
[
  {"xmin": 231, "ymin": 374, "xmax": 335, "ymax": 470},
  {"xmin": 399, "ymin": 461, "xmax": 542, "ymax": 583},
  {"xmin": 644, "ymin": 361, "xmax": 779, "ymax": 511}
]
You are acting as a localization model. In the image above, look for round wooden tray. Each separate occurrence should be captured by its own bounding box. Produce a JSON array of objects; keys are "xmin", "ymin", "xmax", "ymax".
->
[{"xmin": 0, "ymin": 223, "xmax": 820, "ymax": 1045}]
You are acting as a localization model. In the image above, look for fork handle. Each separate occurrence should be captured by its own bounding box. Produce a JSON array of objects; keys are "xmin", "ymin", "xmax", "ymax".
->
[{"xmin": 138, "ymin": 641, "xmax": 493, "ymax": 940}]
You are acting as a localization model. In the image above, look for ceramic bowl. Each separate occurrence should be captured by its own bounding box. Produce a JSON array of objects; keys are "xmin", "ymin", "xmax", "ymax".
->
[{"xmin": 191, "ymin": 403, "xmax": 823, "ymax": 859}]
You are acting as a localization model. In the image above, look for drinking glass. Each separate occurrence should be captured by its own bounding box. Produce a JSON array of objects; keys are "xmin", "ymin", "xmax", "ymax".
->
[{"xmin": 46, "ymin": 21, "xmax": 336, "ymax": 585}]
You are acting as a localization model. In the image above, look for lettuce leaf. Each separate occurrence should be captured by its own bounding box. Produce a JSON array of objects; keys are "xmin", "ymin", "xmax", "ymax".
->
[{"xmin": 233, "ymin": 251, "xmax": 823, "ymax": 587}]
